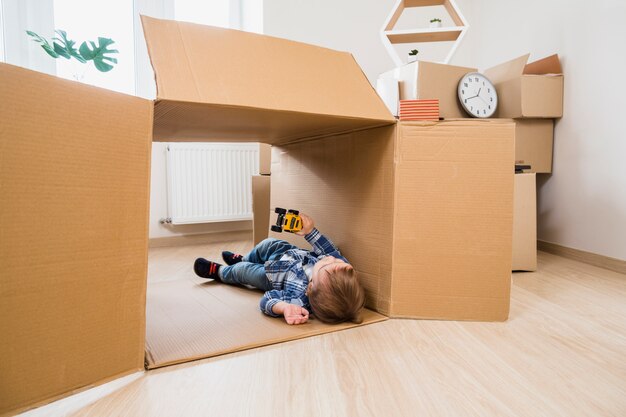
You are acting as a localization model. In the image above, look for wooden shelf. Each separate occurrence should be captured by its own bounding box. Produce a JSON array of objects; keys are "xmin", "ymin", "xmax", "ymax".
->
[
  {"xmin": 380, "ymin": 0, "xmax": 468, "ymax": 65},
  {"xmin": 384, "ymin": 27, "xmax": 464, "ymax": 44}
]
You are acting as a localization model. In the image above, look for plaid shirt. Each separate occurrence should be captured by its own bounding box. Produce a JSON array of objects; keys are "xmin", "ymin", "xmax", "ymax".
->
[{"xmin": 259, "ymin": 228, "xmax": 347, "ymax": 317}]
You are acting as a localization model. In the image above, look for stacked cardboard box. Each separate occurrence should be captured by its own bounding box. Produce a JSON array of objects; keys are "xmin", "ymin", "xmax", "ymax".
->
[
  {"xmin": 487, "ymin": 54, "xmax": 563, "ymax": 271},
  {"xmin": 378, "ymin": 54, "xmax": 564, "ymax": 271},
  {"xmin": 486, "ymin": 54, "xmax": 563, "ymax": 175},
  {"xmin": 252, "ymin": 144, "xmax": 272, "ymax": 245},
  {"xmin": 0, "ymin": 16, "xmax": 514, "ymax": 415}
]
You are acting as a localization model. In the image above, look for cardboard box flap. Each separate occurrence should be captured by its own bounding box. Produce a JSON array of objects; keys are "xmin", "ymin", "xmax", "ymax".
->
[
  {"xmin": 523, "ymin": 54, "xmax": 562, "ymax": 75},
  {"xmin": 141, "ymin": 15, "xmax": 394, "ymax": 142},
  {"xmin": 484, "ymin": 54, "xmax": 530, "ymax": 84}
]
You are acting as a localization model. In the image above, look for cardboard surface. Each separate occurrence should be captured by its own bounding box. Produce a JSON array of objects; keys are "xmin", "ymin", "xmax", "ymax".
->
[
  {"xmin": 271, "ymin": 120, "xmax": 514, "ymax": 320},
  {"xmin": 259, "ymin": 143, "xmax": 272, "ymax": 175},
  {"xmin": 270, "ymin": 125, "xmax": 397, "ymax": 314},
  {"xmin": 0, "ymin": 63, "xmax": 152, "ymax": 415},
  {"xmin": 379, "ymin": 60, "xmax": 476, "ymax": 118},
  {"xmin": 252, "ymin": 175, "xmax": 271, "ymax": 245},
  {"xmin": 145, "ymin": 279, "xmax": 387, "ymax": 369},
  {"xmin": 391, "ymin": 120, "xmax": 514, "ymax": 320},
  {"xmin": 141, "ymin": 15, "xmax": 395, "ymax": 143},
  {"xmin": 514, "ymin": 119, "xmax": 554, "ymax": 173},
  {"xmin": 485, "ymin": 54, "xmax": 563, "ymax": 118},
  {"xmin": 513, "ymin": 174, "xmax": 537, "ymax": 271}
]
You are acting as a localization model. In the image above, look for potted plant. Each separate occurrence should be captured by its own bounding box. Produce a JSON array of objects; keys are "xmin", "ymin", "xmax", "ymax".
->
[
  {"xmin": 430, "ymin": 18, "xmax": 442, "ymax": 28},
  {"xmin": 408, "ymin": 49, "xmax": 419, "ymax": 63}
]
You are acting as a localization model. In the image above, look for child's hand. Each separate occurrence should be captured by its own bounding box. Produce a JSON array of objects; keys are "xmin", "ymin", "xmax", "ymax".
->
[
  {"xmin": 283, "ymin": 304, "xmax": 309, "ymax": 325},
  {"xmin": 296, "ymin": 213, "xmax": 315, "ymax": 236}
]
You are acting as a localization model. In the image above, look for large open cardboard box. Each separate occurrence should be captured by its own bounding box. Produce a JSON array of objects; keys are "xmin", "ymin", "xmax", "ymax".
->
[{"xmin": 0, "ymin": 16, "xmax": 514, "ymax": 415}]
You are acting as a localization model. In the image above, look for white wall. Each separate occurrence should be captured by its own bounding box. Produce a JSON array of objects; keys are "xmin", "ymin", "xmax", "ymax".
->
[
  {"xmin": 263, "ymin": 0, "xmax": 475, "ymax": 85},
  {"xmin": 264, "ymin": 0, "xmax": 626, "ymax": 260},
  {"xmin": 137, "ymin": 0, "xmax": 259, "ymax": 239},
  {"xmin": 469, "ymin": 0, "xmax": 626, "ymax": 260}
]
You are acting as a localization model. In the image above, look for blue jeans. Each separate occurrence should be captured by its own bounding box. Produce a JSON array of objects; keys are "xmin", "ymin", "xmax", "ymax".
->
[{"xmin": 220, "ymin": 238, "xmax": 298, "ymax": 291}]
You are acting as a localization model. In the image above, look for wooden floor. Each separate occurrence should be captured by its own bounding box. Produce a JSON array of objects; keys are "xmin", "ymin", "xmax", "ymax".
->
[{"xmin": 19, "ymin": 242, "xmax": 626, "ymax": 417}]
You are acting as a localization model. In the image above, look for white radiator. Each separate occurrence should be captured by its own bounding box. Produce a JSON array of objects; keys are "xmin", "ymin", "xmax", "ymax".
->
[{"xmin": 165, "ymin": 143, "xmax": 260, "ymax": 224}]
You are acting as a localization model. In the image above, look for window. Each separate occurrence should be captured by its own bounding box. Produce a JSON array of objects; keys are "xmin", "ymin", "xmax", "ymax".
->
[
  {"xmin": 174, "ymin": 0, "xmax": 231, "ymax": 28},
  {"xmin": 53, "ymin": 0, "xmax": 135, "ymax": 95}
]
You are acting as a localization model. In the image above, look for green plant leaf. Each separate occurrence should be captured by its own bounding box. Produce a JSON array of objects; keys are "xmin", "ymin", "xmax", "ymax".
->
[
  {"xmin": 53, "ymin": 30, "xmax": 86, "ymax": 63},
  {"xmin": 53, "ymin": 41, "xmax": 71, "ymax": 59},
  {"xmin": 79, "ymin": 37, "xmax": 119, "ymax": 72},
  {"xmin": 26, "ymin": 30, "xmax": 59, "ymax": 59}
]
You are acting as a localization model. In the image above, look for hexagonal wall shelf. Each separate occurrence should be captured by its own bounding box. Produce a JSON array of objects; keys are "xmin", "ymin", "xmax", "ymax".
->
[{"xmin": 381, "ymin": 0, "xmax": 469, "ymax": 66}]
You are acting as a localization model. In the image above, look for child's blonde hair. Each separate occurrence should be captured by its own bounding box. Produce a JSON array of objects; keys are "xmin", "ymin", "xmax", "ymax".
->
[{"xmin": 309, "ymin": 266, "xmax": 365, "ymax": 324}]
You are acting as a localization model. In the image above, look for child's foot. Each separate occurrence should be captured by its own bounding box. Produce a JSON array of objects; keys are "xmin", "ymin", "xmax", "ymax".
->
[
  {"xmin": 194, "ymin": 258, "xmax": 222, "ymax": 281},
  {"xmin": 221, "ymin": 251, "xmax": 244, "ymax": 266}
]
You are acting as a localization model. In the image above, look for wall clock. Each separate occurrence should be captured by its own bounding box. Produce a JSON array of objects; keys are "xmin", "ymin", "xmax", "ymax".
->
[{"xmin": 458, "ymin": 72, "xmax": 498, "ymax": 118}]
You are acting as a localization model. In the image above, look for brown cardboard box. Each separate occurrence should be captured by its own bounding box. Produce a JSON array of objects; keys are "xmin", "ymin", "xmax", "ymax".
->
[
  {"xmin": 486, "ymin": 54, "xmax": 563, "ymax": 118},
  {"xmin": 270, "ymin": 120, "xmax": 515, "ymax": 319},
  {"xmin": 379, "ymin": 60, "xmax": 477, "ymax": 118},
  {"xmin": 0, "ymin": 64, "xmax": 153, "ymax": 415},
  {"xmin": 259, "ymin": 143, "xmax": 271, "ymax": 175},
  {"xmin": 515, "ymin": 119, "xmax": 554, "ymax": 173},
  {"xmin": 1, "ymin": 16, "xmax": 515, "ymax": 414},
  {"xmin": 141, "ymin": 16, "xmax": 394, "ymax": 144},
  {"xmin": 252, "ymin": 175, "xmax": 271, "ymax": 245},
  {"xmin": 512, "ymin": 173, "xmax": 537, "ymax": 271}
]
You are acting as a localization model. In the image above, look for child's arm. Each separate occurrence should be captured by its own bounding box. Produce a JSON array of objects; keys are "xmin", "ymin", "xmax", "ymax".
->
[
  {"xmin": 260, "ymin": 290, "xmax": 309, "ymax": 325},
  {"xmin": 272, "ymin": 301, "xmax": 309, "ymax": 325},
  {"xmin": 296, "ymin": 213, "xmax": 345, "ymax": 259}
]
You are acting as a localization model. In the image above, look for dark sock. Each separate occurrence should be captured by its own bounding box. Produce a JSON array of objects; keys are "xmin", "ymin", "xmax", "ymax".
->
[
  {"xmin": 194, "ymin": 258, "xmax": 222, "ymax": 280},
  {"xmin": 221, "ymin": 251, "xmax": 244, "ymax": 266}
]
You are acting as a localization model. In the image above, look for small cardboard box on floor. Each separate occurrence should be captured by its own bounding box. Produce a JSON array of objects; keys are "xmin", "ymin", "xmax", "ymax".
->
[
  {"xmin": 512, "ymin": 173, "xmax": 537, "ymax": 271},
  {"xmin": 0, "ymin": 15, "xmax": 513, "ymax": 415}
]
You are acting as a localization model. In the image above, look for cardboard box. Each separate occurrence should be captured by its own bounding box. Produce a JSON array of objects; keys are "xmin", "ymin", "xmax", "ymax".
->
[
  {"xmin": 141, "ymin": 16, "xmax": 394, "ymax": 144},
  {"xmin": 0, "ymin": 63, "xmax": 152, "ymax": 415},
  {"xmin": 512, "ymin": 173, "xmax": 537, "ymax": 271},
  {"xmin": 379, "ymin": 60, "xmax": 476, "ymax": 118},
  {"xmin": 379, "ymin": 54, "xmax": 563, "ymax": 120},
  {"xmin": 259, "ymin": 143, "xmax": 271, "ymax": 175},
  {"xmin": 1, "ymin": 16, "xmax": 515, "ymax": 414},
  {"xmin": 252, "ymin": 175, "xmax": 271, "ymax": 245},
  {"xmin": 485, "ymin": 54, "xmax": 563, "ymax": 118},
  {"xmin": 270, "ymin": 120, "xmax": 515, "ymax": 319},
  {"xmin": 515, "ymin": 119, "xmax": 554, "ymax": 173}
]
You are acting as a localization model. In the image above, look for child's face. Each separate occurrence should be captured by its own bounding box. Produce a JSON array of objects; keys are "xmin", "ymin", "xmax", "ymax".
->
[{"xmin": 308, "ymin": 256, "xmax": 349, "ymax": 294}]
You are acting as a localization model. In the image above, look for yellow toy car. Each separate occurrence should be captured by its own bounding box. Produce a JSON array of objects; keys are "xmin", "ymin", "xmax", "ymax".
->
[{"xmin": 271, "ymin": 208, "xmax": 302, "ymax": 233}]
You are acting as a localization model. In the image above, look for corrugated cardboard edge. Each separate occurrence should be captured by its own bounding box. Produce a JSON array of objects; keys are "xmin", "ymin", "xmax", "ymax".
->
[
  {"xmin": 138, "ymin": 105, "xmax": 154, "ymax": 369},
  {"xmin": 145, "ymin": 313, "xmax": 388, "ymax": 369}
]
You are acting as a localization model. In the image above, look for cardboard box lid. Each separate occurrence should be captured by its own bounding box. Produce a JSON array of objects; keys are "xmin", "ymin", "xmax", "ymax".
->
[
  {"xmin": 486, "ymin": 54, "xmax": 563, "ymax": 118},
  {"xmin": 141, "ymin": 16, "xmax": 395, "ymax": 144},
  {"xmin": 485, "ymin": 54, "xmax": 563, "ymax": 84}
]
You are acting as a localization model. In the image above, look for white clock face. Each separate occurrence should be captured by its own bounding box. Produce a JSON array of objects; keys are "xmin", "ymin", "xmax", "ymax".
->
[{"xmin": 458, "ymin": 72, "xmax": 498, "ymax": 118}]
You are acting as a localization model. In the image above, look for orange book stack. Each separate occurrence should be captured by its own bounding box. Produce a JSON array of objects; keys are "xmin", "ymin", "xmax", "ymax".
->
[{"xmin": 399, "ymin": 99, "xmax": 440, "ymax": 121}]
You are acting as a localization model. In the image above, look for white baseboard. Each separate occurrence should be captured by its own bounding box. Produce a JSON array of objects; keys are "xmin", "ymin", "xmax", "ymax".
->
[
  {"xmin": 149, "ymin": 230, "xmax": 252, "ymax": 248},
  {"xmin": 538, "ymin": 240, "xmax": 626, "ymax": 275}
]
